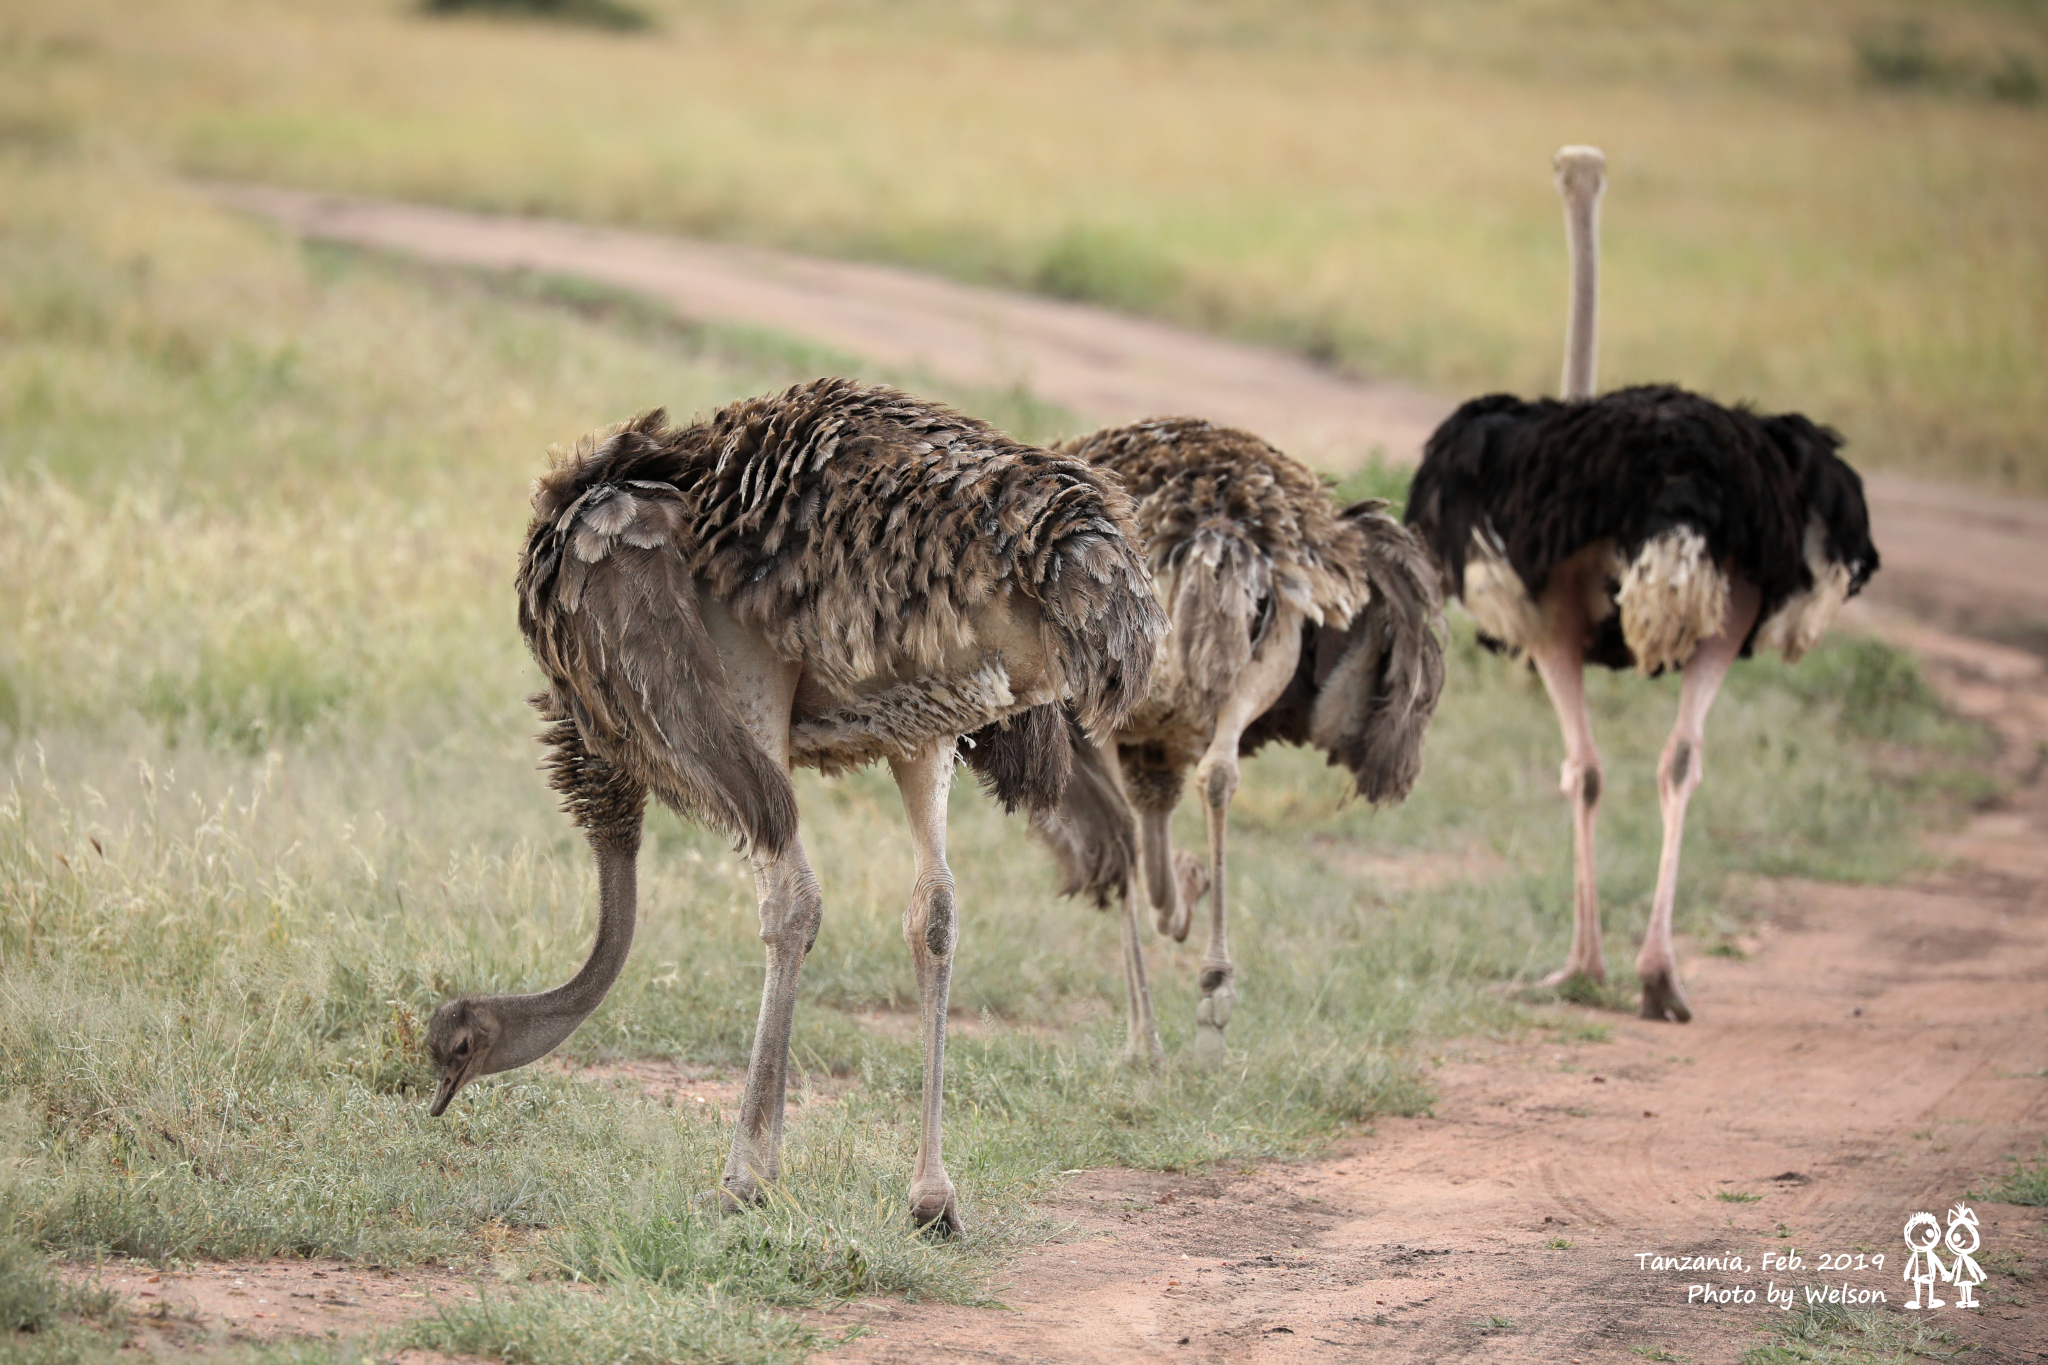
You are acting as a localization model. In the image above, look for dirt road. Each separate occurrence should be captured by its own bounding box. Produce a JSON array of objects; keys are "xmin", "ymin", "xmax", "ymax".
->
[{"xmin": 202, "ymin": 186, "xmax": 2047, "ymax": 1362}]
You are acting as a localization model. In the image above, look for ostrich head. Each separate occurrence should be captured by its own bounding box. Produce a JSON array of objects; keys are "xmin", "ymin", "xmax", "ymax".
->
[
  {"xmin": 425, "ymin": 996, "xmax": 500, "ymax": 1117},
  {"xmin": 1552, "ymin": 144, "xmax": 1607, "ymax": 201}
]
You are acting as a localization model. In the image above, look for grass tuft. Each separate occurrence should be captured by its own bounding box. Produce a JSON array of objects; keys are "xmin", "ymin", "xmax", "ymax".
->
[
  {"xmin": 419, "ymin": 0, "xmax": 652, "ymax": 34},
  {"xmin": 398, "ymin": 1281, "xmax": 826, "ymax": 1365},
  {"xmin": 1983, "ymin": 1148, "xmax": 2048, "ymax": 1207},
  {"xmin": 1742, "ymin": 1301, "xmax": 1966, "ymax": 1364}
]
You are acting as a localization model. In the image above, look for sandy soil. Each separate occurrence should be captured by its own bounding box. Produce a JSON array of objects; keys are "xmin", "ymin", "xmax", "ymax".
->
[
  {"xmin": 75, "ymin": 1256, "xmax": 486, "ymax": 1359},
  {"xmin": 70, "ymin": 189, "xmax": 2048, "ymax": 1361}
]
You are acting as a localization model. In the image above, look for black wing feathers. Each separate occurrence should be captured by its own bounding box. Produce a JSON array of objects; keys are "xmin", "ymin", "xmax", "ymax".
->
[{"xmin": 1407, "ymin": 384, "xmax": 1873, "ymax": 639}]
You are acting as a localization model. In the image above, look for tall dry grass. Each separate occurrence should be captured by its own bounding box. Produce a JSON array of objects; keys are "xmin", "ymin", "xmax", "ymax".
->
[{"xmin": 4, "ymin": 0, "xmax": 2044, "ymax": 485}]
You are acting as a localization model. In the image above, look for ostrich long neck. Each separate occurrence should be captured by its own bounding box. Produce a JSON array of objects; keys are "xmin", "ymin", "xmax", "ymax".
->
[
  {"xmin": 483, "ymin": 838, "xmax": 638, "ymax": 1074},
  {"xmin": 1556, "ymin": 147, "xmax": 1606, "ymax": 401}
]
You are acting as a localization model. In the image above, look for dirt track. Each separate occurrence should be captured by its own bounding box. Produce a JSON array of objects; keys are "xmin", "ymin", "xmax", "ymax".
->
[{"xmin": 189, "ymin": 187, "xmax": 2047, "ymax": 1362}]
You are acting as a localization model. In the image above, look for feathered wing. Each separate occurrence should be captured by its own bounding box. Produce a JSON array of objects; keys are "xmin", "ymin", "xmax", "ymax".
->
[
  {"xmin": 1306, "ymin": 502, "xmax": 1448, "ymax": 803},
  {"xmin": 519, "ymin": 425, "xmax": 799, "ymax": 855},
  {"xmin": 1407, "ymin": 386, "xmax": 1872, "ymax": 672},
  {"xmin": 1750, "ymin": 412, "xmax": 1880, "ymax": 661}
]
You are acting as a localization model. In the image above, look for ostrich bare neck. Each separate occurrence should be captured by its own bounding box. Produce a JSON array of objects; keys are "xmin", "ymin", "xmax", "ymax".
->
[
  {"xmin": 478, "ymin": 840, "xmax": 638, "ymax": 1074},
  {"xmin": 1557, "ymin": 148, "xmax": 1605, "ymax": 401}
]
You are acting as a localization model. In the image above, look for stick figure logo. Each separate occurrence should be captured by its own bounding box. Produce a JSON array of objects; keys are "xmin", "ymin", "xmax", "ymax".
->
[
  {"xmin": 1903, "ymin": 1212, "xmax": 1946, "ymax": 1310},
  {"xmin": 1945, "ymin": 1204, "xmax": 1986, "ymax": 1309},
  {"xmin": 1903, "ymin": 1204, "xmax": 1987, "ymax": 1310}
]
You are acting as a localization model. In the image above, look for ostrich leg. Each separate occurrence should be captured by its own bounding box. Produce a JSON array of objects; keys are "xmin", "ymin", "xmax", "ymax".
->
[
  {"xmin": 889, "ymin": 739, "xmax": 966, "ymax": 1234},
  {"xmin": 1094, "ymin": 736, "xmax": 1165, "ymax": 1065},
  {"xmin": 1528, "ymin": 631, "xmax": 1607, "ymax": 987},
  {"xmin": 1138, "ymin": 806, "xmax": 1208, "ymax": 943},
  {"xmin": 713, "ymin": 628, "xmax": 815, "ymax": 1211},
  {"xmin": 1117, "ymin": 872, "xmax": 1166, "ymax": 1067},
  {"xmin": 1189, "ymin": 613, "xmax": 1305, "ymax": 1069},
  {"xmin": 1639, "ymin": 579, "xmax": 1761, "ymax": 1023}
]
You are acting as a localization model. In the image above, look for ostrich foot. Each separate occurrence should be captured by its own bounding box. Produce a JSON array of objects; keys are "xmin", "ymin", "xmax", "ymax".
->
[
  {"xmin": 1124, "ymin": 1030, "xmax": 1165, "ymax": 1070},
  {"xmin": 1539, "ymin": 963, "xmax": 1607, "ymax": 990},
  {"xmin": 1157, "ymin": 850, "xmax": 1208, "ymax": 943},
  {"xmin": 1638, "ymin": 965, "xmax": 1693, "ymax": 1023},
  {"xmin": 700, "ymin": 1180, "xmax": 761, "ymax": 1216},
  {"xmin": 1193, "ymin": 971, "xmax": 1235, "ymax": 1070},
  {"xmin": 910, "ymin": 1183, "xmax": 962, "ymax": 1238}
]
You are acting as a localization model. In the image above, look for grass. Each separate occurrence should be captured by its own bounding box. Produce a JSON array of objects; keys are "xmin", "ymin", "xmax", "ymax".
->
[
  {"xmin": 0, "ymin": 0, "xmax": 2045, "ymax": 487},
  {"xmin": 1983, "ymin": 1147, "xmax": 2048, "ymax": 1206},
  {"xmin": 420, "ymin": 0, "xmax": 653, "ymax": 35},
  {"xmin": 1741, "ymin": 1302, "xmax": 1967, "ymax": 1365},
  {"xmin": 0, "ymin": 146, "xmax": 1994, "ymax": 1358}
]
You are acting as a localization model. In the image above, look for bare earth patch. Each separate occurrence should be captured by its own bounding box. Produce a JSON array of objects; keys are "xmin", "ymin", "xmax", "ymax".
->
[{"xmin": 66, "ymin": 1257, "xmax": 488, "ymax": 1359}]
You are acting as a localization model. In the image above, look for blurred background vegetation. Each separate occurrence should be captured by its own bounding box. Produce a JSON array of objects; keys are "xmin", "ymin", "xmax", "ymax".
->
[{"xmin": 2, "ymin": 0, "xmax": 2044, "ymax": 486}]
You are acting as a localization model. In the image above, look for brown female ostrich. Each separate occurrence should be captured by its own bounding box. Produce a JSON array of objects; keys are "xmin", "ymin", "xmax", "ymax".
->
[
  {"xmin": 1403, "ymin": 147, "xmax": 1879, "ymax": 1022},
  {"xmin": 424, "ymin": 378, "xmax": 1163, "ymax": 1233},
  {"xmin": 1029, "ymin": 419, "xmax": 1445, "ymax": 1066}
]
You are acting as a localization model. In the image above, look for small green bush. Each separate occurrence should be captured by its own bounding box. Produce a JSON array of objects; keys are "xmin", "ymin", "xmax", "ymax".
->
[{"xmin": 419, "ymin": 0, "xmax": 651, "ymax": 34}]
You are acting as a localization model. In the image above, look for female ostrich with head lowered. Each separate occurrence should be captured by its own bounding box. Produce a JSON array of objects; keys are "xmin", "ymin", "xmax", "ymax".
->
[
  {"xmin": 1030, "ymin": 419, "xmax": 1445, "ymax": 1066},
  {"xmin": 424, "ymin": 378, "xmax": 1162, "ymax": 1233},
  {"xmin": 1404, "ymin": 147, "xmax": 1878, "ymax": 1022}
]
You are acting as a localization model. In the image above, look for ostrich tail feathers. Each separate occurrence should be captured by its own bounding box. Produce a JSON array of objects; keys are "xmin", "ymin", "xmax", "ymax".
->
[
  {"xmin": 1309, "ymin": 504, "xmax": 1448, "ymax": 804},
  {"xmin": 959, "ymin": 702, "xmax": 1072, "ymax": 815},
  {"xmin": 1025, "ymin": 712, "xmax": 1137, "ymax": 910},
  {"xmin": 1157, "ymin": 527, "xmax": 1272, "ymax": 720},
  {"xmin": 1030, "ymin": 517, "xmax": 1167, "ymax": 741}
]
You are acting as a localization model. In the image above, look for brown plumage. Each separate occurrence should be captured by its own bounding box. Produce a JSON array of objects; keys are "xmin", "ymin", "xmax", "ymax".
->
[
  {"xmin": 1037, "ymin": 418, "xmax": 1447, "ymax": 1065},
  {"xmin": 429, "ymin": 378, "xmax": 1164, "ymax": 1235}
]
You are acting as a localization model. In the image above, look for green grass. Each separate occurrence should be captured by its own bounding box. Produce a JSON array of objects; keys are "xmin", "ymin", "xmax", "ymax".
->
[
  {"xmin": 1984, "ymin": 1147, "xmax": 2048, "ymax": 1206},
  {"xmin": 1, "ymin": 0, "xmax": 2046, "ymax": 486},
  {"xmin": 421, "ymin": 0, "xmax": 653, "ymax": 34},
  {"xmin": 0, "ymin": 147, "xmax": 1993, "ymax": 1358},
  {"xmin": 1741, "ymin": 1302, "xmax": 1967, "ymax": 1365}
]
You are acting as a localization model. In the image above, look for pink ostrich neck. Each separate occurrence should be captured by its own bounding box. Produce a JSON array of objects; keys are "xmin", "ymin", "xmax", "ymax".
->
[{"xmin": 1555, "ymin": 146, "xmax": 1607, "ymax": 401}]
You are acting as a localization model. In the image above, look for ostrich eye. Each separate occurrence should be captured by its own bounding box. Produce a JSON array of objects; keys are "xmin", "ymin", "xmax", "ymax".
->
[{"xmin": 454, "ymin": 1039, "xmax": 471, "ymax": 1057}]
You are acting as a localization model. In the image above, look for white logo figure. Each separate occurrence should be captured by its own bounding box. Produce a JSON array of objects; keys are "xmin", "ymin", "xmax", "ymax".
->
[
  {"xmin": 1903, "ymin": 1211, "xmax": 1947, "ymax": 1309},
  {"xmin": 1945, "ymin": 1204, "xmax": 1985, "ymax": 1309}
]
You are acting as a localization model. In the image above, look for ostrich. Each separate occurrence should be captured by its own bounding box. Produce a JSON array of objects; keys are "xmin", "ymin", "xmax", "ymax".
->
[
  {"xmin": 424, "ymin": 378, "xmax": 1163, "ymax": 1234},
  {"xmin": 1031, "ymin": 418, "xmax": 1446, "ymax": 1066},
  {"xmin": 1403, "ymin": 147, "xmax": 1879, "ymax": 1022}
]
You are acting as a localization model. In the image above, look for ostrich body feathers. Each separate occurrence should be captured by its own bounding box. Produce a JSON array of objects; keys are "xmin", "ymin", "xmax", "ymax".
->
[
  {"xmin": 1060, "ymin": 418, "xmax": 1447, "ymax": 803},
  {"xmin": 518, "ymin": 378, "xmax": 1164, "ymax": 850},
  {"xmin": 1032, "ymin": 418, "xmax": 1447, "ymax": 906},
  {"xmin": 1405, "ymin": 384, "xmax": 1878, "ymax": 674}
]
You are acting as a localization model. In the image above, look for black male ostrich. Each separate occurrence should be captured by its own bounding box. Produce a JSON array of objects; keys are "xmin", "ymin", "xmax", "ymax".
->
[{"xmin": 1403, "ymin": 146, "xmax": 1879, "ymax": 1022}]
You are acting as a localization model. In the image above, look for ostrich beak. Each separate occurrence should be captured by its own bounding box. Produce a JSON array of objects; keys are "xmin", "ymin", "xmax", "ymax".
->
[{"xmin": 429, "ymin": 1067, "xmax": 466, "ymax": 1117}]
